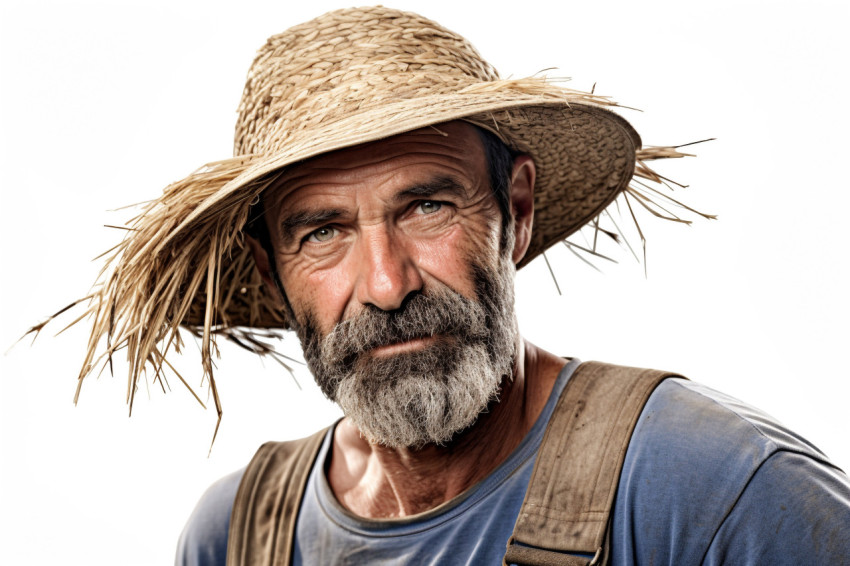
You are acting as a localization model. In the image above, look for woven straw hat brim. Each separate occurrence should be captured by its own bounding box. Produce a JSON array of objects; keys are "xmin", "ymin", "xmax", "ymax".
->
[
  {"xmin": 153, "ymin": 91, "xmax": 639, "ymax": 329},
  {"xmin": 171, "ymin": 91, "xmax": 638, "ymax": 257}
]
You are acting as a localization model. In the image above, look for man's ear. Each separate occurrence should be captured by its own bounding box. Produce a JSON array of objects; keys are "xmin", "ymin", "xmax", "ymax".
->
[
  {"xmin": 509, "ymin": 155, "xmax": 535, "ymax": 265},
  {"xmin": 245, "ymin": 233, "xmax": 286, "ymax": 307}
]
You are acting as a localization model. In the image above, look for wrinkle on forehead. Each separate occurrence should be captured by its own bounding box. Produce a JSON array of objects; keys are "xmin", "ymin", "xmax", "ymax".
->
[{"xmin": 263, "ymin": 121, "xmax": 487, "ymax": 210}]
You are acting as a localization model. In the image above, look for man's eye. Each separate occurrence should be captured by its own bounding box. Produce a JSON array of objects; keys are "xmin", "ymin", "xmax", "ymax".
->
[
  {"xmin": 416, "ymin": 201, "xmax": 442, "ymax": 215},
  {"xmin": 307, "ymin": 226, "xmax": 337, "ymax": 243}
]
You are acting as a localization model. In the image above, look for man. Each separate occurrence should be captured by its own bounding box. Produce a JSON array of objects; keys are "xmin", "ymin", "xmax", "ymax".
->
[{"xmin": 37, "ymin": 6, "xmax": 848, "ymax": 565}]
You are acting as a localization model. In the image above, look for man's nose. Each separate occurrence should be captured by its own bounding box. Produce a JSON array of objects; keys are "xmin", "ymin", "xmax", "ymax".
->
[{"xmin": 355, "ymin": 226, "xmax": 423, "ymax": 311}]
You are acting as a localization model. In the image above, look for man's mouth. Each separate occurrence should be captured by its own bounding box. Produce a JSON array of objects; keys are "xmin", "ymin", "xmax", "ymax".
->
[{"xmin": 368, "ymin": 335, "xmax": 439, "ymax": 357}]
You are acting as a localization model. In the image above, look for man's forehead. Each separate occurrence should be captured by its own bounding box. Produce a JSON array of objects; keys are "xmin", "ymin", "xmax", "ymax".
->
[{"xmin": 263, "ymin": 121, "xmax": 487, "ymax": 207}]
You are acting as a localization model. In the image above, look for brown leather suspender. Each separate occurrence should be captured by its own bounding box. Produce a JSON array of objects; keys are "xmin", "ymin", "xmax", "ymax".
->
[
  {"xmin": 227, "ymin": 362, "xmax": 680, "ymax": 566},
  {"xmin": 504, "ymin": 362, "xmax": 680, "ymax": 566},
  {"xmin": 226, "ymin": 427, "xmax": 328, "ymax": 566}
]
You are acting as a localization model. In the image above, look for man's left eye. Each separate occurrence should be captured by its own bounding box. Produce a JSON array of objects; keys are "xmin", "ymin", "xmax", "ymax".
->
[
  {"xmin": 307, "ymin": 226, "xmax": 337, "ymax": 243},
  {"xmin": 416, "ymin": 201, "xmax": 442, "ymax": 214}
]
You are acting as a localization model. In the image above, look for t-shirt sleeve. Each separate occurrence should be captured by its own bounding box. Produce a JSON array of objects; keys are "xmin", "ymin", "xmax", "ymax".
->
[
  {"xmin": 704, "ymin": 450, "xmax": 850, "ymax": 564},
  {"xmin": 175, "ymin": 468, "xmax": 245, "ymax": 566},
  {"xmin": 611, "ymin": 378, "xmax": 850, "ymax": 564}
]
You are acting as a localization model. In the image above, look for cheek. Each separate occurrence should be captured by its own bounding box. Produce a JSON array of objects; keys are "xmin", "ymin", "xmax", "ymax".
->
[
  {"xmin": 279, "ymin": 255, "xmax": 353, "ymax": 331},
  {"xmin": 411, "ymin": 222, "xmax": 499, "ymax": 297}
]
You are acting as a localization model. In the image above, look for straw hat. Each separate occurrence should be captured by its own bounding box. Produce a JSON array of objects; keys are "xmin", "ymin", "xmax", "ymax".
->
[{"xmin": 42, "ymin": 6, "xmax": 697, "ymax": 417}]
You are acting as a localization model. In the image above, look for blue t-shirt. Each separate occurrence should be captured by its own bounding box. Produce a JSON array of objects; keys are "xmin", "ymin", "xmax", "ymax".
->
[{"xmin": 176, "ymin": 360, "xmax": 850, "ymax": 564}]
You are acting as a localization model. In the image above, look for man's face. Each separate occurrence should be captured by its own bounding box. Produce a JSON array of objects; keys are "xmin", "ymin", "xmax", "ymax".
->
[{"xmin": 262, "ymin": 122, "xmax": 528, "ymax": 448}]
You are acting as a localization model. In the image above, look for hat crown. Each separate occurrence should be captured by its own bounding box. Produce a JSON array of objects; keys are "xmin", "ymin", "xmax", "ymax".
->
[{"xmin": 234, "ymin": 6, "xmax": 499, "ymax": 156}]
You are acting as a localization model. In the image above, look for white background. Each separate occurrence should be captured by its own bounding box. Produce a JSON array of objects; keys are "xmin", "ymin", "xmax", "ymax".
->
[{"xmin": 1, "ymin": 0, "xmax": 848, "ymax": 564}]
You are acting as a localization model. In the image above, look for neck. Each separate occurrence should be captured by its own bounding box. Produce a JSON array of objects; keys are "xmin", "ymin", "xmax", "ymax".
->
[{"xmin": 327, "ymin": 339, "xmax": 565, "ymax": 518}]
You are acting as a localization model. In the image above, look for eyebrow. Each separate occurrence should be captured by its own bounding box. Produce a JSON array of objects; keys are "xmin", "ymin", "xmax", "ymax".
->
[{"xmin": 393, "ymin": 176, "xmax": 468, "ymax": 203}]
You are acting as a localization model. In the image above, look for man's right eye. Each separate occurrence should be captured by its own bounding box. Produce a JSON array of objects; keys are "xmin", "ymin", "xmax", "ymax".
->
[{"xmin": 306, "ymin": 226, "xmax": 337, "ymax": 243}]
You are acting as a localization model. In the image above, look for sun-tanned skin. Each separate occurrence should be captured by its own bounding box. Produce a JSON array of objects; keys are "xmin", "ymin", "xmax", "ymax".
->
[{"xmin": 247, "ymin": 122, "xmax": 566, "ymax": 519}]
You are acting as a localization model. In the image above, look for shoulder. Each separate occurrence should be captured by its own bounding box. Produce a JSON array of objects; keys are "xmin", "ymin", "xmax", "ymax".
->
[
  {"xmin": 174, "ymin": 429, "xmax": 331, "ymax": 566},
  {"xmin": 175, "ymin": 467, "xmax": 245, "ymax": 566},
  {"xmin": 629, "ymin": 378, "xmax": 831, "ymax": 465},
  {"xmin": 611, "ymin": 378, "xmax": 850, "ymax": 564}
]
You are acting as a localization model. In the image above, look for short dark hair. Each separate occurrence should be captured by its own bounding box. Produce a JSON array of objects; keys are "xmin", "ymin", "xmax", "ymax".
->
[{"xmin": 246, "ymin": 124, "xmax": 518, "ymax": 276}]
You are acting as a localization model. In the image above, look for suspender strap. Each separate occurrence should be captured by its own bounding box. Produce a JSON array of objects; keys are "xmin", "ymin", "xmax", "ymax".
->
[
  {"xmin": 226, "ymin": 427, "xmax": 328, "ymax": 566},
  {"xmin": 504, "ymin": 361, "xmax": 681, "ymax": 566},
  {"xmin": 226, "ymin": 362, "xmax": 679, "ymax": 565}
]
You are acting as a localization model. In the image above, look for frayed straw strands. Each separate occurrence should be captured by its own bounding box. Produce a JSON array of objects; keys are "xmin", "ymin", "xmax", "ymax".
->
[{"xmin": 22, "ymin": 7, "xmax": 712, "ymax": 442}]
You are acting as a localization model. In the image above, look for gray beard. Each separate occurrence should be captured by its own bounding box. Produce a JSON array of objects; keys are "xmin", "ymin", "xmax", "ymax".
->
[{"xmin": 294, "ymin": 254, "xmax": 518, "ymax": 449}]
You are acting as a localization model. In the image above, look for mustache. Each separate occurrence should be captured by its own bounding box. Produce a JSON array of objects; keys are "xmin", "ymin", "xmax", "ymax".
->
[{"xmin": 319, "ymin": 289, "xmax": 489, "ymax": 366}]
